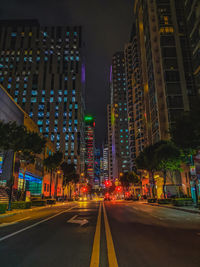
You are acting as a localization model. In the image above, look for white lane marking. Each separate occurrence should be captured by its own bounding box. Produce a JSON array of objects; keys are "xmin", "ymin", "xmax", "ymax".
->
[
  {"xmin": 67, "ymin": 215, "xmax": 88, "ymax": 226},
  {"xmin": 0, "ymin": 217, "xmax": 30, "ymax": 227},
  {"xmin": 0, "ymin": 205, "xmax": 77, "ymax": 242}
]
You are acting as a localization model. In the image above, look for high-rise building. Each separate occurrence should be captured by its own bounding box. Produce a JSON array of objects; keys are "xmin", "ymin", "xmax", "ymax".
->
[
  {"xmin": 103, "ymin": 144, "xmax": 109, "ymax": 180},
  {"xmin": 134, "ymin": 0, "xmax": 196, "ymax": 145},
  {"xmin": 94, "ymin": 148, "xmax": 101, "ymax": 186},
  {"xmin": 85, "ymin": 115, "xmax": 95, "ymax": 186},
  {"xmin": 124, "ymin": 23, "xmax": 146, "ymax": 169},
  {"xmin": 0, "ymin": 20, "xmax": 85, "ymax": 174},
  {"xmin": 107, "ymin": 104, "xmax": 114, "ymax": 179},
  {"xmin": 184, "ymin": 0, "xmax": 200, "ymax": 95},
  {"xmin": 109, "ymin": 52, "xmax": 130, "ymax": 177}
]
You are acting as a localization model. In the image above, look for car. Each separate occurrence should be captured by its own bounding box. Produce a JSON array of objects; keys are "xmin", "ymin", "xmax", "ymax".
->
[
  {"xmin": 79, "ymin": 196, "xmax": 88, "ymax": 202},
  {"xmin": 104, "ymin": 193, "xmax": 111, "ymax": 201}
]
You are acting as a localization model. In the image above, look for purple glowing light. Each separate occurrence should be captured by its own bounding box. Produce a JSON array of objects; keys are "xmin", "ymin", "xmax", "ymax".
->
[
  {"xmin": 110, "ymin": 65, "xmax": 112, "ymax": 83},
  {"xmin": 81, "ymin": 64, "xmax": 85, "ymax": 83}
]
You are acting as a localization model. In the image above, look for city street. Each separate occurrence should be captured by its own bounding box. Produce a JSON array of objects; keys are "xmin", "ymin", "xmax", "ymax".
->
[{"xmin": 0, "ymin": 201, "xmax": 200, "ymax": 267}]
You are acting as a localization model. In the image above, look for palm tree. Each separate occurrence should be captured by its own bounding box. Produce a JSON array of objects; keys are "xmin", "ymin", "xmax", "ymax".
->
[
  {"xmin": 60, "ymin": 162, "xmax": 79, "ymax": 200},
  {"xmin": 43, "ymin": 151, "xmax": 63, "ymax": 198}
]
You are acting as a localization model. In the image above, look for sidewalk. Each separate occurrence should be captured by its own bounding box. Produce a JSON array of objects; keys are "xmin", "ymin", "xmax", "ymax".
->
[
  {"xmin": 0, "ymin": 202, "xmax": 71, "ymax": 219},
  {"xmin": 144, "ymin": 201, "xmax": 200, "ymax": 215}
]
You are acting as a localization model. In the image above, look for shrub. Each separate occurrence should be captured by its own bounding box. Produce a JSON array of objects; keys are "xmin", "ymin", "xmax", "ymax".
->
[
  {"xmin": 31, "ymin": 200, "xmax": 47, "ymax": 206},
  {"xmin": 172, "ymin": 198, "xmax": 193, "ymax": 206},
  {"xmin": 46, "ymin": 199, "xmax": 56, "ymax": 205},
  {"xmin": 0, "ymin": 203, "xmax": 7, "ymax": 214},
  {"xmin": 11, "ymin": 201, "xmax": 31, "ymax": 209},
  {"xmin": 148, "ymin": 198, "xmax": 157, "ymax": 203},
  {"xmin": 157, "ymin": 199, "xmax": 172, "ymax": 204}
]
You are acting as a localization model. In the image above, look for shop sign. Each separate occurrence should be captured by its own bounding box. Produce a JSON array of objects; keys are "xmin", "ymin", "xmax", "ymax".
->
[{"xmin": 190, "ymin": 166, "xmax": 196, "ymax": 176}]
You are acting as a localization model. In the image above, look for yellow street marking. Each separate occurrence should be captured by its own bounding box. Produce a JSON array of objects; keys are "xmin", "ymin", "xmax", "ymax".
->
[
  {"xmin": 103, "ymin": 203, "xmax": 118, "ymax": 267},
  {"xmin": 90, "ymin": 202, "xmax": 102, "ymax": 267}
]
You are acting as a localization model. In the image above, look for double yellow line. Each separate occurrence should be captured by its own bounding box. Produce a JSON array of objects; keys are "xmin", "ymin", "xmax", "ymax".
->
[{"xmin": 90, "ymin": 202, "xmax": 118, "ymax": 267}]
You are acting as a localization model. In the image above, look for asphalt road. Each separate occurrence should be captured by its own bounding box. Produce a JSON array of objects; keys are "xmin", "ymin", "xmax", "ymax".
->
[{"xmin": 0, "ymin": 201, "xmax": 200, "ymax": 267}]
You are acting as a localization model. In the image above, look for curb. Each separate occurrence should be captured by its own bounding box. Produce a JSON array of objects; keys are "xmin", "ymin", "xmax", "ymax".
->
[
  {"xmin": 0, "ymin": 202, "xmax": 70, "ymax": 219},
  {"xmin": 144, "ymin": 202, "xmax": 200, "ymax": 215}
]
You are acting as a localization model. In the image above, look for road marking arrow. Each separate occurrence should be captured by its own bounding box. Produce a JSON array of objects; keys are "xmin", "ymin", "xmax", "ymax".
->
[{"xmin": 67, "ymin": 215, "xmax": 88, "ymax": 226}]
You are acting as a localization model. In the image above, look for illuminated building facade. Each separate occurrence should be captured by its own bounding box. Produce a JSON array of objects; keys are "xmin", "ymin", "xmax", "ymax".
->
[
  {"xmin": 184, "ymin": 0, "xmax": 200, "ymax": 95},
  {"xmin": 110, "ymin": 52, "xmax": 130, "ymax": 177},
  {"xmin": 134, "ymin": 0, "xmax": 196, "ymax": 145},
  {"xmin": 107, "ymin": 104, "xmax": 113, "ymax": 179},
  {"xmin": 103, "ymin": 144, "xmax": 109, "ymax": 180},
  {"xmin": 85, "ymin": 115, "xmax": 95, "ymax": 186},
  {"xmin": 124, "ymin": 23, "xmax": 146, "ymax": 169},
  {"xmin": 0, "ymin": 20, "xmax": 85, "ymax": 174},
  {"xmin": 94, "ymin": 148, "xmax": 101, "ymax": 186},
  {"xmin": 0, "ymin": 84, "xmax": 58, "ymax": 197}
]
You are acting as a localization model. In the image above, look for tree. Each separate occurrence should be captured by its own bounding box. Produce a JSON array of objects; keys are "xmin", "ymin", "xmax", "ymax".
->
[
  {"xmin": 170, "ymin": 100, "xmax": 200, "ymax": 203},
  {"xmin": 170, "ymin": 98, "xmax": 200, "ymax": 154},
  {"xmin": 135, "ymin": 144, "xmax": 160, "ymax": 198},
  {"xmin": 0, "ymin": 121, "xmax": 46, "ymax": 208},
  {"xmin": 60, "ymin": 162, "xmax": 79, "ymax": 199},
  {"xmin": 43, "ymin": 151, "xmax": 63, "ymax": 198},
  {"xmin": 18, "ymin": 131, "xmax": 46, "ymax": 200},
  {"xmin": 120, "ymin": 171, "xmax": 140, "ymax": 191},
  {"xmin": 154, "ymin": 141, "xmax": 181, "ymax": 198}
]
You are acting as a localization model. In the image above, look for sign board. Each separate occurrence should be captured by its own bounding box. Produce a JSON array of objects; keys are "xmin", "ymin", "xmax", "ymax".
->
[
  {"xmin": 26, "ymin": 191, "xmax": 31, "ymax": 202},
  {"xmin": 190, "ymin": 166, "xmax": 196, "ymax": 176}
]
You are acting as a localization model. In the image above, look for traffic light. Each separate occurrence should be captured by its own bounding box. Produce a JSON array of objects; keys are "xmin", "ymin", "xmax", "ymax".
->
[{"xmin": 105, "ymin": 180, "xmax": 112, "ymax": 187}]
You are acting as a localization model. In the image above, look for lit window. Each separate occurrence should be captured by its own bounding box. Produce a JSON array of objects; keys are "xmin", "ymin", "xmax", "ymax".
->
[
  {"xmin": 31, "ymin": 97, "xmax": 37, "ymax": 103},
  {"xmin": 37, "ymin": 120, "xmax": 43, "ymax": 126},
  {"xmin": 51, "ymin": 134, "xmax": 55, "ymax": 141},
  {"xmin": 38, "ymin": 112, "xmax": 44, "ymax": 117},
  {"xmin": 31, "ymin": 90, "xmax": 37, "ymax": 96},
  {"xmin": 22, "ymin": 98, "xmax": 26, "ymax": 103},
  {"xmin": 64, "ymin": 97, "xmax": 67, "ymax": 102},
  {"xmin": 50, "ymin": 97, "xmax": 54, "ymax": 102}
]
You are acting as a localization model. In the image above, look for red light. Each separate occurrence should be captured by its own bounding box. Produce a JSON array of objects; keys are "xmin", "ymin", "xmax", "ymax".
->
[
  {"xmin": 116, "ymin": 186, "xmax": 122, "ymax": 192},
  {"xmin": 105, "ymin": 193, "xmax": 109, "ymax": 197},
  {"xmin": 105, "ymin": 180, "xmax": 112, "ymax": 187},
  {"xmin": 82, "ymin": 186, "xmax": 87, "ymax": 193},
  {"xmin": 125, "ymin": 192, "xmax": 130, "ymax": 197}
]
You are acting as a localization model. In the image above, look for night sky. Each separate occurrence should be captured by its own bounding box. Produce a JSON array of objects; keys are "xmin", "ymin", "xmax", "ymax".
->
[{"xmin": 0, "ymin": 0, "xmax": 134, "ymax": 147}]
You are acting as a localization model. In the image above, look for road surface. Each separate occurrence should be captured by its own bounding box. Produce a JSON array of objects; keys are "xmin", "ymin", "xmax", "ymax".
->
[{"xmin": 0, "ymin": 201, "xmax": 200, "ymax": 267}]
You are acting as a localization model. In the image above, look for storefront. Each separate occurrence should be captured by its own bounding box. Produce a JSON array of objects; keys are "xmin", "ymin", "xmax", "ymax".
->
[{"xmin": 18, "ymin": 170, "xmax": 42, "ymax": 196}]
